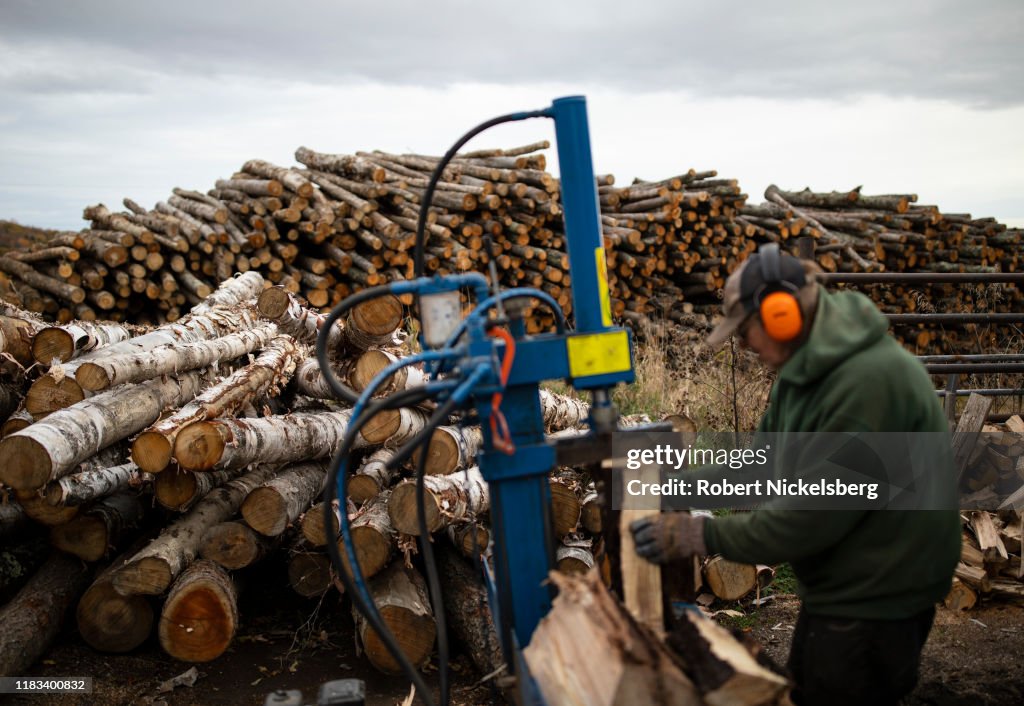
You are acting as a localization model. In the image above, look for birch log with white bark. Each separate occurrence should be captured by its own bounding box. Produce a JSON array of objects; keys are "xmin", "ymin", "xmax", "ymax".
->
[
  {"xmin": 361, "ymin": 406, "xmax": 430, "ymax": 445},
  {"xmin": 132, "ymin": 335, "xmax": 301, "ymax": 473},
  {"xmin": 0, "ymin": 368, "xmax": 214, "ymax": 490},
  {"xmin": 241, "ymin": 460, "xmax": 327, "ymax": 537},
  {"xmin": 353, "ymin": 560, "xmax": 436, "ymax": 674},
  {"xmin": 300, "ymin": 501, "xmax": 340, "ymax": 547},
  {"xmin": 112, "ymin": 464, "xmax": 280, "ymax": 595},
  {"xmin": 44, "ymin": 462, "xmax": 150, "ymax": 507},
  {"xmin": 388, "ymin": 466, "xmax": 488, "ymax": 534},
  {"xmin": 189, "ymin": 271, "xmax": 264, "ymax": 315},
  {"xmin": 173, "ymin": 410, "xmax": 368, "ymax": 472},
  {"xmin": 337, "ymin": 490, "xmax": 396, "ymax": 583},
  {"xmin": 76, "ymin": 323, "xmax": 276, "ymax": 392},
  {"xmin": 31, "ymin": 321, "xmax": 136, "ymax": 365},
  {"xmin": 350, "ymin": 348, "xmax": 428, "ymax": 397},
  {"xmin": 292, "ymin": 357, "xmax": 350, "ymax": 400},
  {"xmin": 539, "ymin": 389, "xmax": 591, "ymax": 430},
  {"xmin": 0, "ymin": 314, "xmax": 39, "ymax": 368}
]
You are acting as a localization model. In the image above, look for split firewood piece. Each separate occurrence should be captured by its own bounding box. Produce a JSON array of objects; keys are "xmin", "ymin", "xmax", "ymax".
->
[
  {"xmin": 159, "ymin": 559, "xmax": 238, "ymax": 663},
  {"xmin": 50, "ymin": 491, "xmax": 146, "ymax": 561},
  {"xmin": 112, "ymin": 464, "xmax": 280, "ymax": 595},
  {"xmin": 200, "ymin": 521, "xmax": 276, "ymax": 570},
  {"xmin": 77, "ymin": 553, "xmax": 155, "ymax": 653},
  {"xmin": 412, "ymin": 425, "xmax": 482, "ymax": 476},
  {"xmin": 954, "ymin": 562, "xmax": 991, "ymax": 593},
  {"xmin": 446, "ymin": 521, "xmax": 490, "ymax": 560},
  {"xmin": 75, "ymin": 323, "xmax": 276, "ymax": 392},
  {"xmin": 0, "ymin": 552, "xmax": 91, "ymax": 677},
  {"xmin": 174, "ymin": 410, "xmax": 370, "ymax": 473},
  {"xmin": 388, "ymin": 465, "xmax": 488, "ymax": 534},
  {"xmin": 436, "ymin": 544, "xmax": 504, "ymax": 676},
  {"xmin": 0, "ymin": 367, "xmax": 215, "ymax": 490},
  {"xmin": 703, "ymin": 556, "xmax": 758, "ymax": 601},
  {"xmin": 350, "ymin": 349, "xmax": 428, "ymax": 397},
  {"xmin": 288, "ymin": 544, "xmax": 334, "ymax": 598},
  {"xmin": 525, "ymin": 570, "xmax": 702, "ymax": 706},
  {"xmin": 970, "ymin": 510, "xmax": 1009, "ymax": 561},
  {"xmin": 539, "ymin": 388, "xmax": 590, "ymax": 431},
  {"xmin": 242, "ymin": 460, "xmax": 327, "ymax": 537},
  {"xmin": 353, "ymin": 560, "xmax": 436, "ymax": 674},
  {"xmin": 257, "ymin": 286, "xmax": 403, "ymax": 354},
  {"xmin": 944, "ymin": 577, "xmax": 977, "ymax": 611},
  {"xmin": 336, "ymin": 490, "xmax": 396, "ymax": 581},
  {"xmin": 350, "ymin": 447, "xmax": 401, "ymax": 504},
  {"xmin": 132, "ymin": 335, "xmax": 301, "ymax": 473},
  {"xmin": 0, "ymin": 314, "xmax": 40, "ymax": 368},
  {"xmin": 557, "ymin": 537, "xmax": 595, "ymax": 576},
  {"xmin": 31, "ymin": 321, "xmax": 136, "ymax": 365},
  {"xmin": 154, "ymin": 465, "xmax": 249, "ymax": 512}
]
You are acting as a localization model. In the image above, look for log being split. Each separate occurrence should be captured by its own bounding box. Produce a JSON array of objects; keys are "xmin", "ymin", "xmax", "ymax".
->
[
  {"xmin": 75, "ymin": 322, "xmax": 277, "ymax": 392},
  {"xmin": 350, "ymin": 446, "xmax": 401, "ymax": 504},
  {"xmin": 132, "ymin": 335, "xmax": 301, "ymax": 473},
  {"xmin": 200, "ymin": 521, "xmax": 275, "ymax": 570},
  {"xmin": 112, "ymin": 464, "xmax": 281, "ymax": 595},
  {"xmin": 0, "ymin": 367, "xmax": 214, "ymax": 490},
  {"xmin": 174, "ymin": 410, "xmax": 367, "ymax": 472},
  {"xmin": 159, "ymin": 559, "xmax": 238, "ymax": 663},
  {"xmin": 44, "ymin": 462, "xmax": 149, "ymax": 507},
  {"xmin": 337, "ymin": 490, "xmax": 396, "ymax": 581},
  {"xmin": 241, "ymin": 460, "xmax": 327, "ymax": 537},
  {"xmin": 31, "ymin": 321, "xmax": 135, "ymax": 365},
  {"xmin": 550, "ymin": 470, "xmax": 585, "ymax": 539},
  {"xmin": 0, "ymin": 552, "xmax": 91, "ymax": 677},
  {"xmin": 388, "ymin": 465, "xmax": 488, "ymax": 535},
  {"xmin": 353, "ymin": 560, "xmax": 436, "ymax": 674},
  {"xmin": 50, "ymin": 492, "xmax": 146, "ymax": 562},
  {"xmin": 524, "ymin": 570, "xmax": 701, "ymax": 706}
]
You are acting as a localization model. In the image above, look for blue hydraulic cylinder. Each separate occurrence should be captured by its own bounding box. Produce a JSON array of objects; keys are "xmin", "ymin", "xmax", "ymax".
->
[{"xmin": 550, "ymin": 95, "xmax": 612, "ymax": 335}]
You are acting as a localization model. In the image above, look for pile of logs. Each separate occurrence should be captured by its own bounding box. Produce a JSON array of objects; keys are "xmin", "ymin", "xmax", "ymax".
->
[
  {"xmin": 0, "ymin": 143, "xmax": 1019, "ymax": 355},
  {"xmin": 947, "ymin": 509, "xmax": 1023, "ymax": 611},
  {"xmin": 0, "ymin": 273, "xmax": 632, "ymax": 675}
]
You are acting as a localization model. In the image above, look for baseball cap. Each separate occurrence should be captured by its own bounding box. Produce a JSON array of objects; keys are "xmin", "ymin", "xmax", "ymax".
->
[{"xmin": 705, "ymin": 248, "xmax": 816, "ymax": 347}]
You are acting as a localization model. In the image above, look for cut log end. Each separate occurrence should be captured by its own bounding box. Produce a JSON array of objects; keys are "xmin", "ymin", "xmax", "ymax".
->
[
  {"xmin": 389, "ymin": 482, "xmax": 443, "ymax": 534},
  {"xmin": 0, "ymin": 435, "xmax": 53, "ymax": 490},
  {"xmin": 77, "ymin": 580, "xmax": 154, "ymax": 653},
  {"xmin": 173, "ymin": 421, "xmax": 225, "ymax": 471},
  {"xmin": 363, "ymin": 605, "xmax": 437, "ymax": 674},
  {"xmin": 50, "ymin": 515, "xmax": 109, "ymax": 562},
  {"xmin": 75, "ymin": 362, "xmax": 113, "ymax": 392},
  {"xmin": 132, "ymin": 431, "xmax": 174, "ymax": 474},
  {"xmin": 349, "ymin": 294, "xmax": 404, "ymax": 337},
  {"xmin": 200, "ymin": 522, "xmax": 266, "ymax": 570},
  {"xmin": 350, "ymin": 349, "xmax": 393, "ymax": 392},
  {"xmin": 112, "ymin": 557, "xmax": 173, "ymax": 596},
  {"xmin": 31, "ymin": 328, "xmax": 75, "ymax": 365},
  {"xmin": 256, "ymin": 286, "xmax": 291, "ymax": 320},
  {"xmin": 288, "ymin": 551, "xmax": 332, "ymax": 598},
  {"xmin": 25, "ymin": 375, "xmax": 85, "ymax": 419},
  {"xmin": 349, "ymin": 475, "xmax": 382, "ymax": 505},
  {"xmin": 338, "ymin": 527, "xmax": 392, "ymax": 580},
  {"xmin": 158, "ymin": 561, "xmax": 237, "ymax": 662},
  {"xmin": 240, "ymin": 487, "xmax": 289, "ymax": 537},
  {"xmin": 360, "ymin": 409, "xmax": 401, "ymax": 444}
]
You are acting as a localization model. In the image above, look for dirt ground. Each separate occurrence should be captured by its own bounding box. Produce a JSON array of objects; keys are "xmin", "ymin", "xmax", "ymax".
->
[{"xmin": 8, "ymin": 569, "xmax": 1024, "ymax": 706}]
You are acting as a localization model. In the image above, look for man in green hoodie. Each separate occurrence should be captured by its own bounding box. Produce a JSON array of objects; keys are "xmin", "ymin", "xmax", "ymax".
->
[{"xmin": 630, "ymin": 244, "xmax": 960, "ymax": 706}]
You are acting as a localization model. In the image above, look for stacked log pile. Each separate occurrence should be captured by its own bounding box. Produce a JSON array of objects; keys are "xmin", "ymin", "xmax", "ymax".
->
[
  {"xmin": 946, "ymin": 508, "xmax": 1023, "ymax": 611},
  {"xmin": 0, "ymin": 144, "xmax": 1018, "ymax": 355}
]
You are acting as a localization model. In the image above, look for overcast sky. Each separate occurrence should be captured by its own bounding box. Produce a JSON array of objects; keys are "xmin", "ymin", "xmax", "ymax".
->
[{"xmin": 1, "ymin": 0, "xmax": 1022, "ymax": 230}]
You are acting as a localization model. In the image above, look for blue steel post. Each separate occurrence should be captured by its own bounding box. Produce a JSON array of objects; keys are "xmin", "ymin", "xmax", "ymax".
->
[{"xmin": 551, "ymin": 95, "xmax": 609, "ymax": 335}]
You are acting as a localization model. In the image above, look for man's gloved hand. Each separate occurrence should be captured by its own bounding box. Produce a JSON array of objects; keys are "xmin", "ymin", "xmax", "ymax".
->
[{"xmin": 629, "ymin": 512, "xmax": 708, "ymax": 564}]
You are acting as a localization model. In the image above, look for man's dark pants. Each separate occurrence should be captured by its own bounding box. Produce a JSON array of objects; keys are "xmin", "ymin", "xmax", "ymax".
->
[{"xmin": 787, "ymin": 606, "xmax": 935, "ymax": 706}]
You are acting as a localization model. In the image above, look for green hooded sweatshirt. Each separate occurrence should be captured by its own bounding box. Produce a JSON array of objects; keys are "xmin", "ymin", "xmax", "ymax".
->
[{"xmin": 702, "ymin": 288, "xmax": 961, "ymax": 619}]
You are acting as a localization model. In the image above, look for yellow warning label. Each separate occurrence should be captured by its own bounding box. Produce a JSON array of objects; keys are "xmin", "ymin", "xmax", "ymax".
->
[
  {"xmin": 594, "ymin": 246, "xmax": 613, "ymax": 328},
  {"xmin": 567, "ymin": 330, "xmax": 632, "ymax": 379}
]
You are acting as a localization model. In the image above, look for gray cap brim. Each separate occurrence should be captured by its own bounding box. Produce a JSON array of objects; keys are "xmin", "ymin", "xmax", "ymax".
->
[{"xmin": 706, "ymin": 309, "xmax": 748, "ymax": 348}]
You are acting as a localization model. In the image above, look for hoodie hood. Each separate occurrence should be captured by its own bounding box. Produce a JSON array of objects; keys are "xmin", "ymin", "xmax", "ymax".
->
[{"xmin": 779, "ymin": 288, "xmax": 889, "ymax": 386}]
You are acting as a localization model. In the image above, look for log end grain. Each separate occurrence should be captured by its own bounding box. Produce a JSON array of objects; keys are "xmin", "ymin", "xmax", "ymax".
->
[
  {"xmin": 25, "ymin": 374, "xmax": 85, "ymax": 419},
  {"xmin": 412, "ymin": 426, "xmax": 460, "ymax": 476},
  {"xmin": 300, "ymin": 502, "xmax": 339, "ymax": 547},
  {"xmin": 360, "ymin": 408, "xmax": 400, "ymax": 445},
  {"xmin": 241, "ymin": 487, "xmax": 288, "ymax": 537},
  {"xmin": 132, "ymin": 431, "xmax": 174, "ymax": 474},
  {"xmin": 173, "ymin": 421, "xmax": 225, "ymax": 472},
  {"xmin": 703, "ymin": 556, "xmax": 758, "ymax": 601},
  {"xmin": 349, "ymin": 475, "xmax": 382, "ymax": 506},
  {"xmin": 153, "ymin": 466, "xmax": 200, "ymax": 511},
  {"xmin": 363, "ymin": 604, "xmax": 437, "ymax": 674},
  {"xmin": 350, "ymin": 349, "xmax": 392, "ymax": 392},
  {"xmin": 288, "ymin": 551, "xmax": 332, "ymax": 598},
  {"xmin": 50, "ymin": 515, "xmax": 109, "ymax": 562},
  {"xmin": 200, "ymin": 522, "xmax": 265, "ymax": 570},
  {"xmin": 158, "ymin": 561, "xmax": 237, "ymax": 662},
  {"xmin": 388, "ymin": 482, "xmax": 442, "ymax": 535},
  {"xmin": 349, "ymin": 294, "xmax": 404, "ymax": 337},
  {"xmin": 16, "ymin": 489, "xmax": 79, "ymax": 525},
  {"xmin": 338, "ymin": 526, "xmax": 392, "ymax": 581},
  {"xmin": 77, "ymin": 579, "xmax": 154, "ymax": 653},
  {"xmin": 256, "ymin": 286, "xmax": 291, "ymax": 320},
  {"xmin": 0, "ymin": 414, "xmax": 31, "ymax": 438},
  {"xmin": 31, "ymin": 328, "xmax": 75, "ymax": 365},
  {"xmin": 0, "ymin": 435, "xmax": 54, "ymax": 490},
  {"xmin": 75, "ymin": 362, "xmax": 113, "ymax": 392}
]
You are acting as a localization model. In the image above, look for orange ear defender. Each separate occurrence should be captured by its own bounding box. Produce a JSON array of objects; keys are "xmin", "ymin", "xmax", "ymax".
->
[{"xmin": 740, "ymin": 243, "xmax": 807, "ymax": 342}]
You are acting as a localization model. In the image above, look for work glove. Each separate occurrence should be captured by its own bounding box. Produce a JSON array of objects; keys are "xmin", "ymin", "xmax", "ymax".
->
[{"xmin": 629, "ymin": 512, "xmax": 707, "ymax": 564}]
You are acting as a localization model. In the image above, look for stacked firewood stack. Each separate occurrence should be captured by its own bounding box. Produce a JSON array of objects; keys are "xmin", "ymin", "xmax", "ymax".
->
[
  {"xmin": 947, "ymin": 509, "xmax": 1023, "ymax": 611},
  {"xmin": 0, "ymin": 273, "xmax": 627, "ymax": 674},
  {"xmin": 0, "ymin": 142, "xmax": 1018, "ymax": 355}
]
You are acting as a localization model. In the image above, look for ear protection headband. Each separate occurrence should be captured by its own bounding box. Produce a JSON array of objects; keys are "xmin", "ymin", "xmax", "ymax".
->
[{"xmin": 742, "ymin": 244, "xmax": 806, "ymax": 342}]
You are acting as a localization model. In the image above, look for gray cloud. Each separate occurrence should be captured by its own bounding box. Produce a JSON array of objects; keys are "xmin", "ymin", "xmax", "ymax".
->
[{"xmin": 1, "ymin": 0, "xmax": 1021, "ymax": 106}]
